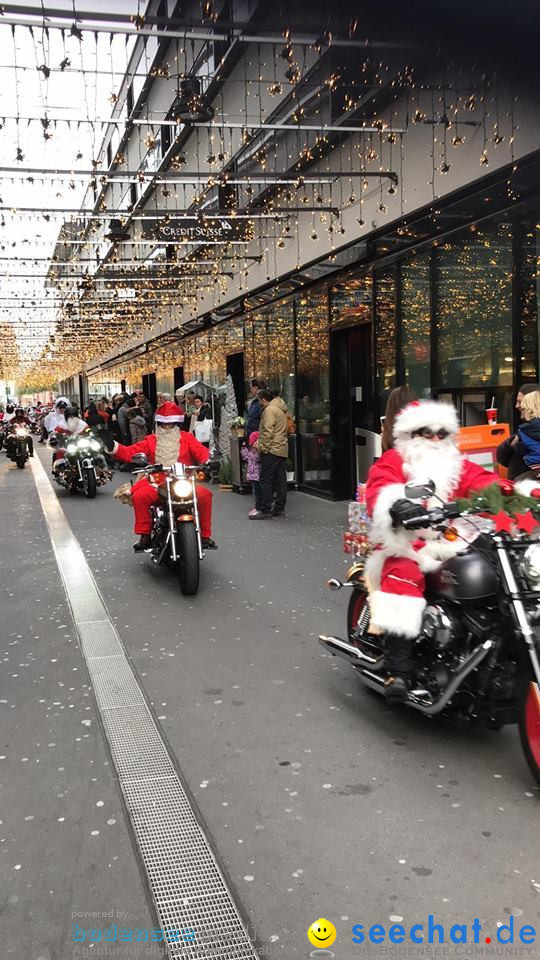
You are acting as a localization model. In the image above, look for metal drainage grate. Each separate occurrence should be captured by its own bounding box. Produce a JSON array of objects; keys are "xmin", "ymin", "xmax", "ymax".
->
[{"xmin": 31, "ymin": 456, "xmax": 259, "ymax": 960}]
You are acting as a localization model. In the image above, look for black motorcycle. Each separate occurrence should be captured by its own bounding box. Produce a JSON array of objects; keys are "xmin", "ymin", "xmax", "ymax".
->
[
  {"xmin": 320, "ymin": 479, "xmax": 540, "ymax": 785},
  {"xmin": 7, "ymin": 424, "xmax": 31, "ymax": 468},
  {"xmin": 131, "ymin": 458, "xmax": 213, "ymax": 595},
  {"xmin": 51, "ymin": 432, "xmax": 112, "ymax": 497}
]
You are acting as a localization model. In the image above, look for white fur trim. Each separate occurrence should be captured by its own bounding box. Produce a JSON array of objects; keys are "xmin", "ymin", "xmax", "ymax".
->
[
  {"xmin": 155, "ymin": 413, "xmax": 182, "ymax": 423},
  {"xmin": 394, "ymin": 401, "xmax": 459, "ymax": 439},
  {"xmin": 514, "ymin": 479, "xmax": 540, "ymax": 497},
  {"xmin": 370, "ymin": 482, "xmax": 413, "ymax": 554},
  {"xmin": 112, "ymin": 441, "xmax": 119, "ymax": 454},
  {"xmin": 369, "ymin": 591, "xmax": 426, "ymax": 638}
]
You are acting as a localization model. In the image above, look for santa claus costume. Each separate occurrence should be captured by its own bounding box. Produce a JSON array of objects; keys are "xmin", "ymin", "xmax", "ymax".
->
[
  {"xmin": 109, "ymin": 401, "xmax": 216, "ymax": 550},
  {"xmin": 365, "ymin": 400, "xmax": 500, "ymax": 699}
]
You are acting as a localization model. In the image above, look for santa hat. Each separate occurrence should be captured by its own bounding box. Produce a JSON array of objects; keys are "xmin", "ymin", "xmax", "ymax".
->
[
  {"xmin": 393, "ymin": 400, "xmax": 459, "ymax": 439},
  {"xmin": 155, "ymin": 401, "xmax": 183, "ymax": 424}
]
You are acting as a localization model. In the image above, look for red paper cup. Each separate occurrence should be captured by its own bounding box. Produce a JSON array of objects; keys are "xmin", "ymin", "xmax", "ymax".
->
[{"xmin": 486, "ymin": 408, "xmax": 497, "ymax": 424}]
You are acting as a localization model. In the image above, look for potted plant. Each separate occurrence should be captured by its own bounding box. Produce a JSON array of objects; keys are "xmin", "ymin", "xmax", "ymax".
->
[
  {"xmin": 230, "ymin": 416, "xmax": 246, "ymax": 437},
  {"xmin": 219, "ymin": 457, "xmax": 233, "ymax": 490}
]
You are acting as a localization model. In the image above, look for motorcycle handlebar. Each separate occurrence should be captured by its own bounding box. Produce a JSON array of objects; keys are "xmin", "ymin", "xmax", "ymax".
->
[{"xmin": 401, "ymin": 501, "xmax": 461, "ymax": 530}]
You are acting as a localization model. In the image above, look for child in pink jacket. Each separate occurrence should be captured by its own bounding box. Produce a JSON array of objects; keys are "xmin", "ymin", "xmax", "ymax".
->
[{"xmin": 241, "ymin": 430, "xmax": 262, "ymax": 516}]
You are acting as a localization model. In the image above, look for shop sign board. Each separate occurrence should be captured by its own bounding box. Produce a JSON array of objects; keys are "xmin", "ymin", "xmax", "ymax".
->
[{"xmin": 142, "ymin": 217, "xmax": 252, "ymax": 243}]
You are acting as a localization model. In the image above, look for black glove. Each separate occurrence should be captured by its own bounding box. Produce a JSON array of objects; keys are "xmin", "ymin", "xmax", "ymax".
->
[
  {"xmin": 390, "ymin": 498, "xmax": 428, "ymax": 529},
  {"xmin": 102, "ymin": 434, "xmax": 115, "ymax": 452}
]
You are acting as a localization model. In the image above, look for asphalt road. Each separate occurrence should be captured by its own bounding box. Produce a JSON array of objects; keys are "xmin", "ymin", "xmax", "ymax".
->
[{"xmin": 2, "ymin": 446, "xmax": 540, "ymax": 959}]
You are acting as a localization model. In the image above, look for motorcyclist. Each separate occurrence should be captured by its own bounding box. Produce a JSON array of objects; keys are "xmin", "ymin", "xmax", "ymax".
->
[
  {"xmin": 104, "ymin": 400, "xmax": 217, "ymax": 551},
  {"xmin": 365, "ymin": 399, "xmax": 502, "ymax": 702},
  {"xmin": 49, "ymin": 405, "xmax": 89, "ymax": 474},
  {"xmin": 4, "ymin": 403, "xmax": 16, "ymax": 424},
  {"xmin": 43, "ymin": 397, "xmax": 69, "ymax": 437},
  {"xmin": 6, "ymin": 407, "xmax": 33, "ymax": 459}
]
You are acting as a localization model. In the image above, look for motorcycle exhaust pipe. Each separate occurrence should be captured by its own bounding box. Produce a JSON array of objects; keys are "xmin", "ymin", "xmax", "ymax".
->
[{"xmin": 319, "ymin": 634, "xmax": 382, "ymax": 666}]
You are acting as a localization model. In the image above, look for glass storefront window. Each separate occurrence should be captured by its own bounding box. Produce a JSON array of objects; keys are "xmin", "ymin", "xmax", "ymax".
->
[
  {"xmin": 434, "ymin": 222, "xmax": 513, "ymax": 387},
  {"xmin": 330, "ymin": 273, "xmax": 372, "ymax": 328},
  {"xmin": 374, "ymin": 269, "xmax": 396, "ymax": 410},
  {"xmin": 401, "ymin": 254, "xmax": 431, "ymax": 396},
  {"xmin": 266, "ymin": 300, "xmax": 295, "ymax": 413},
  {"xmin": 295, "ymin": 288, "xmax": 330, "ymax": 490},
  {"xmin": 253, "ymin": 311, "xmax": 269, "ymax": 380},
  {"xmin": 520, "ymin": 220, "xmax": 540, "ymax": 382}
]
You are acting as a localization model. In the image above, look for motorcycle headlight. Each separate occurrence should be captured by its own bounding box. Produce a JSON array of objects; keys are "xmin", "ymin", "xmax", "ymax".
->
[
  {"xmin": 522, "ymin": 545, "xmax": 540, "ymax": 588},
  {"xmin": 77, "ymin": 437, "xmax": 88, "ymax": 447},
  {"xmin": 172, "ymin": 478, "xmax": 192, "ymax": 499},
  {"xmin": 66, "ymin": 443, "xmax": 77, "ymax": 454},
  {"xmin": 89, "ymin": 439, "xmax": 100, "ymax": 451},
  {"xmin": 15, "ymin": 427, "xmax": 27, "ymax": 437}
]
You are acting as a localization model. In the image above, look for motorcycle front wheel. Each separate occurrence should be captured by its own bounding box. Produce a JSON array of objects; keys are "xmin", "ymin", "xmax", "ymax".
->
[
  {"xmin": 518, "ymin": 677, "xmax": 540, "ymax": 786},
  {"xmin": 82, "ymin": 466, "xmax": 97, "ymax": 498},
  {"xmin": 177, "ymin": 522, "xmax": 199, "ymax": 596},
  {"xmin": 16, "ymin": 446, "xmax": 27, "ymax": 469}
]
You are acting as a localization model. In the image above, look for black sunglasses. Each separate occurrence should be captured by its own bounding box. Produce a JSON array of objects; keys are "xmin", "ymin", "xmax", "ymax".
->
[{"xmin": 413, "ymin": 427, "xmax": 450, "ymax": 440}]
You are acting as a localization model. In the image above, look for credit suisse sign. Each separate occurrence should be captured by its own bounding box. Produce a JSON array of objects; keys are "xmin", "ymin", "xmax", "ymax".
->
[{"xmin": 142, "ymin": 217, "xmax": 252, "ymax": 243}]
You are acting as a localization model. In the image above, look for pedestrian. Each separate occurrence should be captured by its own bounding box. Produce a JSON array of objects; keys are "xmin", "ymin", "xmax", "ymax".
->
[
  {"xmin": 513, "ymin": 390, "xmax": 540, "ymax": 479},
  {"xmin": 126, "ymin": 405, "xmax": 148, "ymax": 444},
  {"xmin": 497, "ymin": 383, "xmax": 540, "ymax": 480},
  {"xmin": 241, "ymin": 430, "xmax": 262, "ymax": 515},
  {"xmin": 84, "ymin": 401, "xmax": 107, "ymax": 429},
  {"xmin": 136, "ymin": 391, "xmax": 154, "ymax": 429},
  {"xmin": 251, "ymin": 388, "xmax": 289, "ymax": 519},
  {"xmin": 245, "ymin": 378, "xmax": 266, "ymax": 437},
  {"xmin": 117, "ymin": 395, "xmax": 135, "ymax": 445},
  {"xmin": 381, "ymin": 385, "xmax": 418, "ymax": 453},
  {"xmin": 190, "ymin": 395, "xmax": 213, "ymax": 447}
]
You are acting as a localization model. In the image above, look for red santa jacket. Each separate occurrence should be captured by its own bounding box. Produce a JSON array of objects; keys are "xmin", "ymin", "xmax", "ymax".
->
[
  {"xmin": 366, "ymin": 448, "xmax": 500, "ymax": 557},
  {"xmin": 113, "ymin": 431, "xmax": 210, "ymax": 467}
]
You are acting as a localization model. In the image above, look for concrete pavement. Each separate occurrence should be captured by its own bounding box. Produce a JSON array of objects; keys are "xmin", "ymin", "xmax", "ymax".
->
[{"xmin": 1, "ymin": 446, "xmax": 539, "ymax": 959}]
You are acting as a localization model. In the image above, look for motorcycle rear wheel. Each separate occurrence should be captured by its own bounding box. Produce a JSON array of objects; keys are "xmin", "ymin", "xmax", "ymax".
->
[
  {"xmin": 177, "ymin": 522, "xmax": 199, "ymax": 596},
  {"xmin": 82, "ymin": 467, "xmax": 97, "ymax": 498},
  {"xmin": 347, "ymin": 587, "xmax": 369, "ymax": 641},
  {"xmin": 518, "ymin": 677, "xmax": 540, "ymax": 786}
]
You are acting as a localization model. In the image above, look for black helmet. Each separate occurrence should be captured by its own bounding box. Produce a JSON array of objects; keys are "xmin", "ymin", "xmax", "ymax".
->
[
  {"xmin": 6, "ymin": 404, "xmax": 14, "ymax": 413},
  {"xmin": 15, "ymin": 407, "xmax": 24, "ymax": 417},
  {"xmin": 57, "ymin": 400, "xmax": 68, "ymax": 409},
  {"xmin": 65, "ymin": 406, "xmax": 78, "ymax": 419}
]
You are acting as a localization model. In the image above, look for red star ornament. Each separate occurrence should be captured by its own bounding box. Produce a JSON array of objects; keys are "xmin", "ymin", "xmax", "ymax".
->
[
  {"xmin": 515, "ymin": 511, "xmax": 538, "ymax": 534},
  {"xmin": 493, "ymin": 509, "xmax": 513, "ymax": 533}
]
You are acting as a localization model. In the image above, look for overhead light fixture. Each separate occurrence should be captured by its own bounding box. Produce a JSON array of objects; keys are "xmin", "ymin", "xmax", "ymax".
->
[
  {"xmin": 105, "ymin": 218, "xmax": 130, "ymax": 241},
  {"xmin": 173, "ymin": 78, "xmax": 214, "ymax": 124}
]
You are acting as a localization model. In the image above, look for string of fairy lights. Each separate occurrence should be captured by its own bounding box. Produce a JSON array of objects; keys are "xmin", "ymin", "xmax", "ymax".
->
[{"xmin": 0, "ymin": 4, "xmax": 525, "ymax": 391}]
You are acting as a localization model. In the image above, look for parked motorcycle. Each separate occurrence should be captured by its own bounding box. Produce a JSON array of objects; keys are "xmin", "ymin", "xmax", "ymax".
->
[
  {"xmin": 319, "ymin": 478, "xmax": 540, "ymax": 785},
  {"xmin": 7, "ymin": 424, "xmax": 31, "ymax": 468},
  {"xmin": 130, "ymin": 458, "xmax": 214, "ymax": 595},
  {"xmin": 51, "ymin": 433, "xmax": 112, "ymax": 497}
]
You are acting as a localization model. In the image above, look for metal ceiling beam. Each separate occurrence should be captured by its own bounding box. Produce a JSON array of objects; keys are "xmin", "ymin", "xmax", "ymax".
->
[{"xmin": 0, "ymin": 10, "xmax": 411, "ymax": 48}]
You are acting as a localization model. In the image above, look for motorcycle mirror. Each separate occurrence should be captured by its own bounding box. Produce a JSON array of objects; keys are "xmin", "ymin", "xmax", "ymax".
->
[
  {"xmin": 131, "ymin": 453, "xmax": 148, "ymax": 466},
  {"xmin": 404, "ymin": 478, "xmax": 435, "ymax": 500}
]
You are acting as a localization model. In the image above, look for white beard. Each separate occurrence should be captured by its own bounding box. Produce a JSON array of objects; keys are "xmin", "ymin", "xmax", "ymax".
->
[
  {"xmin": 395, "ymin": 435, "xmax": 463, "ymax": 504},
  {"xmin": 155, "ymin": 426, "xmax": 181, "ymax": 466}
]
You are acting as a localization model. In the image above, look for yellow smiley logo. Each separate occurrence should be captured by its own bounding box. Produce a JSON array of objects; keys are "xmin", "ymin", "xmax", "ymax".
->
[{"xmin": 307, "ymin": 918, "xmax": 337, "ymax": 948}]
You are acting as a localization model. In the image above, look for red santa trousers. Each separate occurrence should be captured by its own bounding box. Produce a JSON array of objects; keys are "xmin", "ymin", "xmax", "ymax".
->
[
  {"xmin": 132, "ymin": 477, "xmax": 213, "ymax": 538},
  {"xmin": 369, "ymin": 554, "xmax": 426, "ymax": 639}
]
